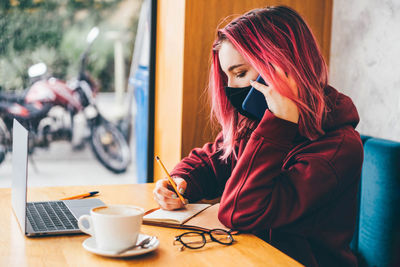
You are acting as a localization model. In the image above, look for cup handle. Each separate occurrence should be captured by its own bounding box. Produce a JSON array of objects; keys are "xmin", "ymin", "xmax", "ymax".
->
[{"xmin": 78, "ymin": 215, "xmax": 94, "ymax": 236}]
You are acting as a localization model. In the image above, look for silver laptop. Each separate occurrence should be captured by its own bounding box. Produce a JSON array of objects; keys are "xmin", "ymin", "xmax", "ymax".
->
[{"xmin": 11, "ymin": 119, "xmax": 105, "ymax": 236}]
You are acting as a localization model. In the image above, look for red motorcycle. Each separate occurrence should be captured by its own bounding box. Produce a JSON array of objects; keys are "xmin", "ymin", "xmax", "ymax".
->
[{"xmin": 0, "ymin": 27, "xmax": 130, "ymax": 173}]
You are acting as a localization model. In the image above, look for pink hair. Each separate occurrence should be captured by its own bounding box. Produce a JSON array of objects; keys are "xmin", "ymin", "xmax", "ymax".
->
[{"xmin": 209, "ymin": 6, "xmax": 328, "ymax": 160}]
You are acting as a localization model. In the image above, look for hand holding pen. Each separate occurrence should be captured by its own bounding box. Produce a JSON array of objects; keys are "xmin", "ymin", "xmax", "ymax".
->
[{"xmin": 153, "ymin": 156, "xmax": 188, "ymax": 210}]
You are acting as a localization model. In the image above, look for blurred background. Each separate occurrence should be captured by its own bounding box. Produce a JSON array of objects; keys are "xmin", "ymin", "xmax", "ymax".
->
[
  {"xmin": 0, "ymin": 0, "xmax": 147, "ymax": 187},
  {"xmin": 0, "ymin": 0, "xmax": 141, "ymax": 93}
]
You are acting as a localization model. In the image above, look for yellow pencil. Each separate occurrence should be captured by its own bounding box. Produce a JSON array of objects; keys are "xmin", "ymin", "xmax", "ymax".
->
[{"xmin": 155, "ymin": 156, "xmax": 186, "ymax": 205}]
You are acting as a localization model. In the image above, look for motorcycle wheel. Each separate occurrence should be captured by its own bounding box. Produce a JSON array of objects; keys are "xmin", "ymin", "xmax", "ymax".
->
[{"xmin": 90, "ymin": 120, "xmax": 131, "ymax": 173}]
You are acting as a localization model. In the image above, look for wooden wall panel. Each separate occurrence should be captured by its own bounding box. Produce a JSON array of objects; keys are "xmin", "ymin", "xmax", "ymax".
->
[
  {"xmin": 153, "ymin": 0, "xmax": 186, "ymax": 179},
  {"xmin": 154, "ymin": 0, "xmax": 332, "ymax": 181}
]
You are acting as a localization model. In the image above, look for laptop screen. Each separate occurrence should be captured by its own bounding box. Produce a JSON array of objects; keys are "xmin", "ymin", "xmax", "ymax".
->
[{"xmin": 11, "ymin": 119, "xmax": 29, "ymax": 233}]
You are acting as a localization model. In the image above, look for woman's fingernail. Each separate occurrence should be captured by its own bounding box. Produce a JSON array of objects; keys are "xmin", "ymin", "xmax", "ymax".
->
[
  {"xmin": 172, "ymin": 194, "xmax": 177, "ymax": 199},
  {"xmin": 179, "ymin": 188, "xmax": 185, "ymax": 194}
]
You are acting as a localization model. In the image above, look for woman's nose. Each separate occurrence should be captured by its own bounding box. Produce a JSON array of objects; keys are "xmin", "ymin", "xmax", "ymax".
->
[
  {"xmin": 227, "ymin": 80, "xmax": 235, "ymax": 88},
  {"xmin": 227, "ymin": 77, "xmax": 251, "ymax": 88}
]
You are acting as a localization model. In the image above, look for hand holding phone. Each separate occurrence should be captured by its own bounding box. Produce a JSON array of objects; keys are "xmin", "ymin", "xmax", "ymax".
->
[{"xmin": 242, "ymin": 75, "xmax": 269, "ymax": 120}]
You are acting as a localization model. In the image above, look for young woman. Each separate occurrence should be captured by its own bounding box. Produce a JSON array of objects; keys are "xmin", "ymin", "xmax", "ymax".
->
[{"xmin": 153, "ymin": 6, "xmax": 363, "ymax": 266}]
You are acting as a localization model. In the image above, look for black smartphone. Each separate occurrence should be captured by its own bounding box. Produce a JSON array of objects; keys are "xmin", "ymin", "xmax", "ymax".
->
[{"xmin": 242, "ymin": 75, "xmax": 269, "ymax": 120}]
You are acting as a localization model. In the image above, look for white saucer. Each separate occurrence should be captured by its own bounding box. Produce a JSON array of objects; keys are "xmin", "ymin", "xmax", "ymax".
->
[{"xmin": 82, "ymin": 233, "xmax": 159, "ymax": 258}]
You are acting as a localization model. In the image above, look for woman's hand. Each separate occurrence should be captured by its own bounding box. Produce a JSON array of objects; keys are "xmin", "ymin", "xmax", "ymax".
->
[
  {"xmin": 250, "ymin": 65, "xmax": 299, "ymax": 124},
  {"xmin": 153, "ymin": 177, "xmax": 188, "ymax": 210}
]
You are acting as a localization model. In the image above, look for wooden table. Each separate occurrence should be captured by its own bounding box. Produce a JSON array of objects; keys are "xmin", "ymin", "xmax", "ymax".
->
[{"xmin": 0, "ymin": 184, "xmax": 302, "ymax": 266}]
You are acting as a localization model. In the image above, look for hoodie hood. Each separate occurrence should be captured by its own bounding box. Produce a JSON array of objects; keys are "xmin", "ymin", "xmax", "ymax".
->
[{"xmin": 322, "ymin": 86, "xmax": 360, "ymax": 131}]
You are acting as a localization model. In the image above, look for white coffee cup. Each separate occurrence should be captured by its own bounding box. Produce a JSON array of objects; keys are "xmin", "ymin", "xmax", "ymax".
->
[{"xmin": 78, "ymin": 205, "xmax": 144, "ymax": 251}]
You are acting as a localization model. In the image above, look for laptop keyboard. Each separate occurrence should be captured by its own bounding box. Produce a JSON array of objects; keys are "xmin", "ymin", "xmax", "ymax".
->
[{"xmin": 26, "ymin": 201, "xmax": 78, "ymax": 232}]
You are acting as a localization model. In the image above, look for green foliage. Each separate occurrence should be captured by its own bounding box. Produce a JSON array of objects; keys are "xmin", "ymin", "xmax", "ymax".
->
[{"xmin": 0, "ymin": 0, "xmax": 140, "ymax": 92}]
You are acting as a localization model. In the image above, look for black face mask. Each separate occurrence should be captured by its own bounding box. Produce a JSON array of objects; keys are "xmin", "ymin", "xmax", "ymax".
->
[{"xmin": 224, "ymin": 86, "xmax": 257, "ymax": 120}]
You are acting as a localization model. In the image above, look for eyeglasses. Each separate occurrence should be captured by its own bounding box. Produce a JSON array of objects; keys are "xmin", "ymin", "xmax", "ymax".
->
[{"xmin": 173, "ymin": 229, "xmax": 235, "ymax": 251}]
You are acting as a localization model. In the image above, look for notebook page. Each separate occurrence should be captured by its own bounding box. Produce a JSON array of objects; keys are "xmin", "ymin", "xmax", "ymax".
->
[
  {"xmin": 183, "ymin": 203, "xmax": 229, "ymax": 231},
  {"xmin": 143, "ymin": 204, "xmax": 211, "ymax": 225}
]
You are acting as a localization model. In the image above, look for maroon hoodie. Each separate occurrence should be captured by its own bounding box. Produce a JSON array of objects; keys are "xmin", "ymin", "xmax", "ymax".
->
[{"xmin": 171, "ymin": 86, "xmax": 363, "ymax": 266}]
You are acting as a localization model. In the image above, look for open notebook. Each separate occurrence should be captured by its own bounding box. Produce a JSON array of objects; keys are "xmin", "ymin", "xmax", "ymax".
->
[{"xmin": 143, "ymin": 203, "xmax": 230, "ymax": 231}]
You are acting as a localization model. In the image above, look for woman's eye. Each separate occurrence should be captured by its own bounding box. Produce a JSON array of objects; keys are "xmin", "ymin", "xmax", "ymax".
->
[{"xmin": 236, "ymin": 71, "xmax": 247, "ymax": 78}]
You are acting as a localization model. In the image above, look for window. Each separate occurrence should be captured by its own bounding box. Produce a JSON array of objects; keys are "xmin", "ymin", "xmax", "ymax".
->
[{"xmin": 0, "ymin": 0, "xmax": 153, "ymax": 187}]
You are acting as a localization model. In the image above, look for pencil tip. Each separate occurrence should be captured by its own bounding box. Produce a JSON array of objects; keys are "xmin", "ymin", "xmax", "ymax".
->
[{"xmin": 155, "ymin": 155, "xmax": 159, "ymax": 160}]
